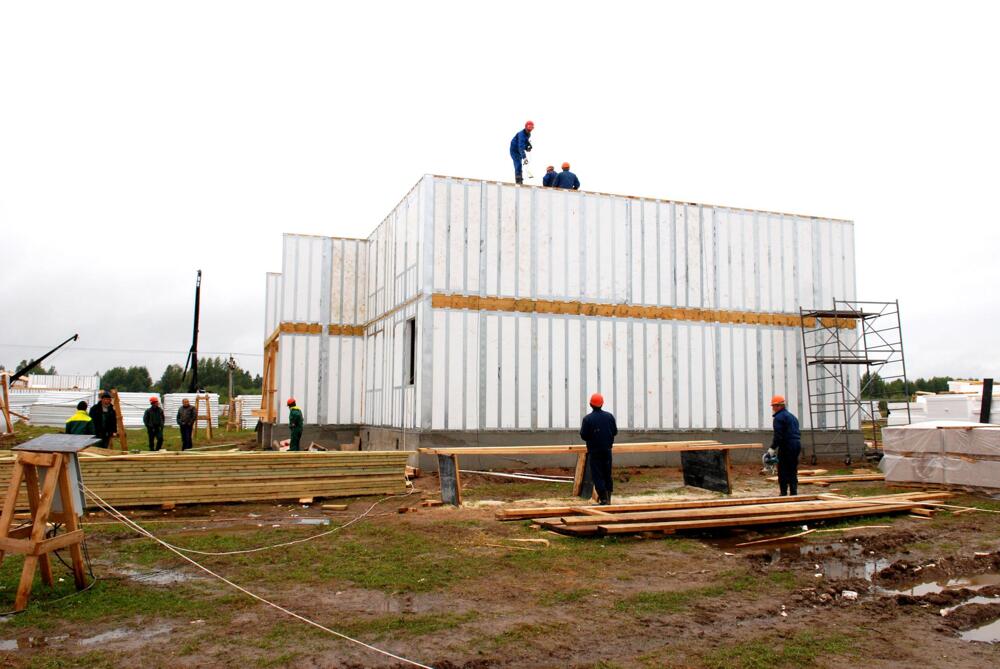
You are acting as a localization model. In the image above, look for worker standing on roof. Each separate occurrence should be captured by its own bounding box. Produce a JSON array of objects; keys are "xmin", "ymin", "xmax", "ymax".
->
[
  {"xmin": 770, "ymin": 395, "xmax": 801, "ymax": 496},
  {"xmin": 287, "ymin": 398, "xmax": 303, "ymax": 452},
  {"xmin": 89, "ymin": 391, "xmax": 118, "ymax": 448},
  {"xmin": 144, "ymin": 397, "xmax": 165, "ymax": 451},
  {"xmin": 579, "ymin": 393, "xmax": 618, "ymax": 505},
  {"xmin": 65, "ymin": 401, "xmax": 95, "ymax": 435},
  {"xmin": 509, "ymin": 120, "xmax": 533, "ymax": 185},
  {"xmin": 553, "ymin": 162, "xmax": 580, "ymax": 190},
  {"xmin": 177, "ymin": 398, "xmax": 196, "ymax": 451},
  {"xmin": 542, "ymin": 165, "xmax": 556, "ymax": 187}
]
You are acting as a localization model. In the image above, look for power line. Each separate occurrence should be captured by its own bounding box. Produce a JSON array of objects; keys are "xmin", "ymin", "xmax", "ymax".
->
[{"xmin": 0, "ymin": 343, "xmax": 262, "ymax": 357}]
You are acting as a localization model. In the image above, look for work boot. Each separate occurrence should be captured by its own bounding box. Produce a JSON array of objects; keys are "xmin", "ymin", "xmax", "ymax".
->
[{"xmin": 515, "ymin": 176, "xmax": 523, "ymax": 185}]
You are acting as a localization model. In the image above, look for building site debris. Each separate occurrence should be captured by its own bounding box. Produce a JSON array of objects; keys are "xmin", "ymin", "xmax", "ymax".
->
[
  {"xmin": 0, "ymin": 450, "xmax": 409, "ymax": 510},
  {"xmin": 768, "ymin": 472, "xmax": 886, "ymax": 486},
  {"xmin": 498, "ymin": 491, "xmax": 953, "ymax": 537}
]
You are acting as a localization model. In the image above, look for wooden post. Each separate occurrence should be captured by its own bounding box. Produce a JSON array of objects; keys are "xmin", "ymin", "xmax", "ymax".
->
[
  {"xmin": 226, "ymin": 398, "xmax": 240, "ymax": 431},
  {"xmin": 0, "ymin": 373, "xmax": 13, "ymax": 439},
  {"xmin": 110, "ymin": 389, "xmax": 128, "ymax": 451},
  {"xmin": 195, "ymin": 394, "xmax": 214, "ymax": 442}
]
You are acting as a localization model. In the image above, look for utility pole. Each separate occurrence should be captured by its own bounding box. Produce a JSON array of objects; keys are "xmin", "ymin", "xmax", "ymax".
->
[
  {"xmin": 183, "ymin": 270, "xmax": 202, "ymax": 393},
  {"xmin": 225, "ymin": 355, "xmax": 239, "ymax": 430}
]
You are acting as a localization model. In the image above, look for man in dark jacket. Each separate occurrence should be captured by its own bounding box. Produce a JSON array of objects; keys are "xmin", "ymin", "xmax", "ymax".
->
[
  {"xmin": 553, "ymin": 162, "xmax": 580, "ymax": 190},
  {"xmin": 88, "ymin": 391, "xmax": 118, "ymax": 448},
  {"xmin": 176, "ymin": 398, "xmax": 197, "ymax": 451},
  {"xmin": 579, "ymin": 393, "xmax": 618, "ymax": 505},
  {"xmin": 144, "ymin": 397, "xmax": 165, "ymax": 451},
  {"xmin": 287, "ymin": 398, "xmax": 304, "ymax": 451},
  {"xmin": 509, "ymin": 120, "xmax": 533, "ymax": 184},
  {"xmin": 770, "ymin": 395, "xmax": 801, "ymax": 496},
  {"xmin": 542, "ymin": 165, "xmax": 557, "ymax": 187},
  {"xmin": 66, "ymin": 401, "xmax": 95, "ymax": 435}
]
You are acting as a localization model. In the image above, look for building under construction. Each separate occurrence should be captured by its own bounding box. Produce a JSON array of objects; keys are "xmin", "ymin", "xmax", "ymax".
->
[{"xmin": 260, "ymin": 175, "xmax": 860, "ymax": 459}]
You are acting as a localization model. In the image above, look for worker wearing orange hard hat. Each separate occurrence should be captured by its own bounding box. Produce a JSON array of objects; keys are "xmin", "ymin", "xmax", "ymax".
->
[
  {"xmin": 287, "ymin": 398, "xmax": 304, "ymax": 452},
  {"xmin": 509, "ymin": 120, "xmax": 534, "ymax": 185},
  {"xmin": 579, "ymin": 392, "xmax": 618, "ymax": 505},
  {"xmin": 143, "ymin": 396, "xmax": 165, "ymax": 451},
  {"xmin": 769, "ymin": 395, "xmax": 801, "ymax": 496},
  {"xmin": 553, "ymin": 161, "xmax": 580, "ymax": 190}
]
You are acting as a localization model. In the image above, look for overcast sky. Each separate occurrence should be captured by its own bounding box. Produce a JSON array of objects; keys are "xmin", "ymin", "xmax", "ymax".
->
[{"xmin": 1, "ymin": 1, "xmax": 997, "ymax": 382}]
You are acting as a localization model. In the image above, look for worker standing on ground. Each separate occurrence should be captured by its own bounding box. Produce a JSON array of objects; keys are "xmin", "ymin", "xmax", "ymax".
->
[
  {"xmin": 177, "ymin": 398, "xmax": 197, "ymax": 451},
  {"xmin": 542, "ymin": 165, "xmax": 556, "ymax": 187},
  {"xmin": 553, "ymin": 162, "xmax": 580, "ymax": 190},
  {"xmin": 509, "ymin": 120, "xmax": 533, "ymax": 184},
  {"xmin": 144, "ymin": 397, "xmax": 165, "ymax": 451},
  {"xmin": 88, "ymin": 391, "xmax": 118, "ymax": 448},
  {"xmin": 770, "ymin": 395, "xmax": 801, "ymax": 496},
  {"xmin": 287, "ymin": 398, "xmax": 303, "ymax": 452},
  {"xmin": 579, "ymin": 393, "xmax": 618, "ymax": 505},
  {"xmin": 65, "ymin": 401, "xmax": 95, "ymax": 435}
]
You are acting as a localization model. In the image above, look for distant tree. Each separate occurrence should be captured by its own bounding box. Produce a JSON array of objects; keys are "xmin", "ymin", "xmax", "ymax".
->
[
  {"xmin": 99, "ymin": 366, "xmax": 153, "ymax": 392},
  {"xmin": 861, "ymin": 372, "xmax": 886, "ymax": 399},
  {"xmin": 156, "ymin": 364, "xmax": 186, "ymax": 394},
  {"xmin": 13, "ymin": 360, "xmax": 56, "ymax": 375}
]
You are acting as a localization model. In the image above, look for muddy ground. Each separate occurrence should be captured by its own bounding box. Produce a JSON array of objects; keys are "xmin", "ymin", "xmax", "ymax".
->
[{"xmin": 1, "ymin": 463, "xmax": 998, "ymax": 668}]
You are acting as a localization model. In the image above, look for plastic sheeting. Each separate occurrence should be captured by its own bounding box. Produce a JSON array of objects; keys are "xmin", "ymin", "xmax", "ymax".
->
[{"xmin": 880, "ymin": 420, "xmax": 1000, "ymax": 490}]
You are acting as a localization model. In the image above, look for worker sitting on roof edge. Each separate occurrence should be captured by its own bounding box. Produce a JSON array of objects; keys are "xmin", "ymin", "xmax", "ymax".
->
[
  {"xmin": 542, "ymin": 165, "xmax": 556, "ymax": 187},
  {"xmin": 287, "ymin": 398, "xmax": 303, "ymax": 452},
  {"xmin": 553, "ymin": 162, "xmax": 580, "ymax": 190},
  {"xmin": 66, "ymin": 401, "xmax": 95, "ymax": 436},
  {"xmin": 770, "ymin": 395, "xmax": 801, "ymax": 496},
  {"xmin": 509, "ymin": 121, "xmax": 533, "ymax": 185}
]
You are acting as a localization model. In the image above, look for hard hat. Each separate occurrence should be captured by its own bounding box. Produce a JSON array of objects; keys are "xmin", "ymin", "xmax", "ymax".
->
[
  {"xmin": 561, "ymin": 162, "xmax": 570, "ymax": 170},
  {"xmin": 525, "ymin": 120, "xmax": 534, "ymax": 130},
  {"xmin": 589, "ymin": 393, "xmax": 604, "ymax": 408},
  {"xmin": 149, "ymin": 397, "xmax": 159, "ymax": 404},
  {"xmin": 287, "ymin": 398, "xmax": 296, "ymax": 406},
  {"xmin": 770, "ymin": 395, "xmax": 786, "ymax": 406}
]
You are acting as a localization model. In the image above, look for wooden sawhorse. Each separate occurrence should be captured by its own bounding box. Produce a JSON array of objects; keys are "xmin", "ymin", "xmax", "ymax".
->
[{"xmin": 0, "ymin": 434, "xmax": 96, "ymax": 611}]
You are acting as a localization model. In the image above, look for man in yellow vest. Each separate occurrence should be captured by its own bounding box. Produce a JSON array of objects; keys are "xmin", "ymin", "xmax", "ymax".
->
[{"xmin": 65, "ymin": 401, "xmax": 95, "ymax": 435}]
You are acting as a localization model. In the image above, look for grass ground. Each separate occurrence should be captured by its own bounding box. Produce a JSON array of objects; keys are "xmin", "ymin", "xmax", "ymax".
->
[
  {"xmin": 3, "ymin": 423, "xmax": 256, "ymax": 451},
  {"xmin": 0, "ymin": 464, "xmax": 997, "ymax": 668}
]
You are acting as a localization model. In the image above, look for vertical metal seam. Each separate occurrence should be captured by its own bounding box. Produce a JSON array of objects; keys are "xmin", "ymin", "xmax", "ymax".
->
[
  {"xmin": 478, "ymin": 183, "xmax": 488, "ymax": 431},
  {"xmin": 530, "ymin": 188, "xmax": 539, "ymax": 429},
  {"xmin": 713, "ymin": 210, "xmax": 722, "ymax": 429},
  {"xmin": 419, "ymin": 177, "xmax": 436, "ymax": 430}
]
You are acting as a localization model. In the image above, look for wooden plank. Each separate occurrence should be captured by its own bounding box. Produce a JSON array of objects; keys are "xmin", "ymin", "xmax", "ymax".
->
[{"xmin": 496, "ymin": 495, "xmax": 826, "ymax": 521}]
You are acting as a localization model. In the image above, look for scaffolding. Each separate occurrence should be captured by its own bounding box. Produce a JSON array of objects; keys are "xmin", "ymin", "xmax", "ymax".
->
[{"xmin": 799, "ymin": 299, "xmax": 911, "ymax": 465}]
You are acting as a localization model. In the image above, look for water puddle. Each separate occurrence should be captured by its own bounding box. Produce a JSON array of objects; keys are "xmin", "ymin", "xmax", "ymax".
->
[
  {"xmin": 879, "ymin": 573, "xmax": 1000, "ymax": 597},
  {"xmin": 297, "ymin": 518, "xmax": 331, "ymax": 526},
  {"xmin": 118, "ymin": 568, "xmax": 194, "ymax": 585},
  {"xmin": 740, "ymin": 540, "xmax": 891, "ymax": 581},
  {"xmin": 941, "ymin": 596, "xmax": 1000, "ymax": 616},
  {"xmin": 0, "ymin": 625, "xmax": 170, "ymax": 650},
  {"xmin": 961, "ymin": 618, "xmax": 1000, "ymax": 643}
]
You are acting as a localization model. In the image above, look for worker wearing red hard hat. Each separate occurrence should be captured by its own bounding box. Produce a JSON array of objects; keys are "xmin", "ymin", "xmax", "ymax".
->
[
  {"xmin": 509, "ymin": 120, "xmax": 534, "ymax": 185},
  {"xmin": 287, "ymin": 398, "xmax": 304, "ymax": 452},
  {"xmin": 579, "ymin": 392, "xmax": 618, "ymax": 505},
  {"xmin": 143, "ymin": 396, "xmax": 165, "ymax": 451},
  {"xmin": 769, "ymin": 395, "xmax": 801, "ymax": 496},
  {"xmin": 553, "ymin": 161, "xmax": 580, "ymax": 190},
  {"xmin": 542, "ymin": 165, "xmax": 556, "ymax": 187}
]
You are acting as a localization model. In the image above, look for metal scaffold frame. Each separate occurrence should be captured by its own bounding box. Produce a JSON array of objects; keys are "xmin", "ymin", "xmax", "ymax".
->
[{"xmin": 799, "ymin": 299, "xmax": 911, "ymax": 465}]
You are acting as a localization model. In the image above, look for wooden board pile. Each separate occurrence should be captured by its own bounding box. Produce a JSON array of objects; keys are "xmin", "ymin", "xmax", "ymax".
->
[
  {"xmin": 497, "ymin": 491, "xmax": 953, "ymax": 537},
  {"xmin": 766, "ymin": 472, "xmax": 886, "ymax": 487},
  {"xmin": 0, "ymin": 450, "xmax": 410, "ymax": 510}
]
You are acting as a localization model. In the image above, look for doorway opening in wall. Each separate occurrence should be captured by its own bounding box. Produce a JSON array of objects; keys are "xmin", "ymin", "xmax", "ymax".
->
[{"xmin": 403, "ymin": 318, "xmax": 416, "ymax": 386}]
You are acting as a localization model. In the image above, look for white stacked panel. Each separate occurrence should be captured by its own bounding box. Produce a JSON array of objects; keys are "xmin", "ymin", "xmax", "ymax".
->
[
  {"xmin": 881, "ymin": 421, "xmax": 1000, "ymax": 489},
  {"xmin": 163, "ymin": 393, "xmax": 220, "ymax": 428},
  {"xmin": 25, "ymin": 374, "xmax": 101, "ymax": 390},
  {"xmin": 116, "ymin": 392, "xmax": 161, "ymax": 428},
  {"xmin": 236, "ymin": 396, "xmax": 262, "ymax": 429},
  {"xmin": 28, "ymin": 391, "xmax": 98, "ymax": 427}
]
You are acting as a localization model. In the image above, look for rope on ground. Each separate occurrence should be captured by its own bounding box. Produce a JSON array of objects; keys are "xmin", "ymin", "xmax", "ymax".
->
[{"xmin": 80, "ymin": 482, "xmax": 435, "ymax": 669}]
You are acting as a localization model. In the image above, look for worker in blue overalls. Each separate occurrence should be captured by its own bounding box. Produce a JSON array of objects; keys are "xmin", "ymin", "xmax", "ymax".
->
[{"xmin": 509, "ymin": 120, "xmax": 534, "ymax": 184}]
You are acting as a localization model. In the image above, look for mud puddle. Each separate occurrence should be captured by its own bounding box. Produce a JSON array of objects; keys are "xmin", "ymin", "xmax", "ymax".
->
[
  {"xmin": 0, "ymin": 624, "xmax": 171, "ymax": 650},
  {"xmin": 961, "ymin": 618, "xmax": 1000, "ymax": 643},
  {"xmin": 117, "ymin": 567, "xmax": 196, "ymax": 585},
  {"xmin": 733, "ymin": 539, "xmax": 892, "ymax": 581},
  {"xmin": 878, "ymin": 573, "xmax": 1000, "ymax": 597}
]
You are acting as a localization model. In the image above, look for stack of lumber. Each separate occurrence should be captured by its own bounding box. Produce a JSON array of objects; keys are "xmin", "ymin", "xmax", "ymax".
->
[
  {"xmin": 766, "ymin": 472, "xmax": 885, "ymax": 487},
  {"xmin": 0, "ymin": 451, "xmax": 409, "ymax": 510},
  {"xmin": 497, "ymin": 491, "xmax": 953, "ymax": 537}
]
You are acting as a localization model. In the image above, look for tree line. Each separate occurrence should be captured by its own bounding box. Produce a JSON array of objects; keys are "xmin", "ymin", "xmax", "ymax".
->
[
  {"xmin": 861, "ymin": 372, "xmax": 954, "ymax": 400},
  {"xmin": 97, "ymin": 357, "xmax": 262, "ymax": 402}
]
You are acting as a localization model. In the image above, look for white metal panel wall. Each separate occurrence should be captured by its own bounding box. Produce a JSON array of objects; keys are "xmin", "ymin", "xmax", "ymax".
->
[
  {"xmin": 280, "ymin": 234, "xmax": 367, "ymax": 326},
  {"xmin": 366, "ymin": 181, "xmax": 422, "ymax": 321},
  {"xmin": 275, "ymin": 333, "xmax": 364, "ymax": 425},
  {"xmin": 265, "ymin": 272, "xmax": 282, "ymax": 337},
  {"xmin": 281, "ymin": 234, "xmax": 325, "ymax": 323},
  {"xmin": 363, "ymin": 301, "xmax": 420, "ymax": 428},
  {"xmin": 428, "ymin": 177, "xmax": 854, "ymax": 310}
]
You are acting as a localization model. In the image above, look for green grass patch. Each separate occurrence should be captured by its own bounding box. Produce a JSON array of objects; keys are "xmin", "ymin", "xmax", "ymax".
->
[
  {"xmin": 614, "ymin": 568, "xmax": 797, "ymax": 616},
  {"xmin": 483, "ymin": 621, "xmax": 570, "ymax": 649},
  {"xmin": 21, "ymin": 651, "xmax": 122, "ymax": 669},
  {"xmin": 538, "ymin": 587, "xmax": 595, "ymax": 606},
  {"xmin": 342, "ymin": 611, "xmax": 478, "ymax": 639},
  {"xmin": 702, "ymin": 631, "xmax": 855, "ymax": 669}
]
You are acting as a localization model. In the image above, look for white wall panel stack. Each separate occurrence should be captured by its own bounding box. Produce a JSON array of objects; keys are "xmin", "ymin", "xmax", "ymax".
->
[
  {"xmin": 26, "ymin": 391, "xmax": 98, "ymax": 427},
  {"xmin": 236, "ymin": 395, "xmax": 262, "ymax": 429},
  {"xmin": 265, "ymin": 175, "xmax": 856, "ymax": 433},
  {"xmin": 163, "ymin": 394, "xmax": 220, "ymax": 428},
  {"xmin": 115, "ymin": 393, "xmax": 161, "ymax": 427}
]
